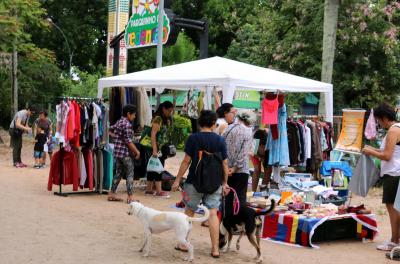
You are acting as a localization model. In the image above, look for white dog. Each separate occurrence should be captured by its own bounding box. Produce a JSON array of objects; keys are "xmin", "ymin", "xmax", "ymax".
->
[{"xmin": 127, "ymin": 201, "xmax": 210, "ymax": 261}]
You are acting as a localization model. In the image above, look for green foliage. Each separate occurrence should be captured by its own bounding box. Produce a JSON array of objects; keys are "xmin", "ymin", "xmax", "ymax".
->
[
  {"xmin": 171, "ymin": 0, "xmax": 268, "ymax": 56},
  {"xmin": 31, "ymin": 0, "xmax": 108, "ymax": 73},
  {"xmin": 226, "ymin": 0, "xmax": 400, "ymax": 112},
  {"xmin": 60, "ymin": 68, "xmax": 104, "ymax": 98},
  {"xmin": 127, "ymin": 32, "xmax": 198, "ymax": 72},
  {"xmin": 334, "ymin": 1, "xmax": 400, "ymax": 109},
  {"xmin": 0, "ymin": 0, "xmax": 65, "ymax": 128},
  {"xmin": 0, "ymin": 0, "xmax": 47, "ymax": 53},
  {"xmin": 169, "ymin": 114, "xmax": 192, "ymax": 149},
  {"xmin": 0, "ymin": 55, "xmax": 63, "ymax": 128}
]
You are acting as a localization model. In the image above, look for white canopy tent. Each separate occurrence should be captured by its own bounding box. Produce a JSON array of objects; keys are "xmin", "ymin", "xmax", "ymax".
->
[{"xmin": 98, "ymin": 56, "xmax": 333, "ymax": 121}]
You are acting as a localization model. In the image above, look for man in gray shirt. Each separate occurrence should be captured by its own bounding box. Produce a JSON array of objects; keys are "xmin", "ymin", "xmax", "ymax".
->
[{"xmin": 9, "ymin": 105, "xmax": 35, "ymax": 167}]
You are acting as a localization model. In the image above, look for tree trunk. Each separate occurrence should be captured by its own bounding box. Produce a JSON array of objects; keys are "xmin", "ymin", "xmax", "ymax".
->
[
  {"xmin": 319, "ymin": 0, "xmax": 340, "ymax": 117},
  {"xmin": 12, "ymin": 45, "xmax": 18, "ymax": 117}
]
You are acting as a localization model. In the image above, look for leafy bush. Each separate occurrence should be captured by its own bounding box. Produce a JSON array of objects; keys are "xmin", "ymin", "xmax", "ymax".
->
[{"xmin": 169, "ymin": 114, "xmax": 192, "ymax": 149}]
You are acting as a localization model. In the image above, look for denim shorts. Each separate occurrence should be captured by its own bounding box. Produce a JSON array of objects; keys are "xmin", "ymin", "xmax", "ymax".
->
[
  {"xmin": 34, "ymin": 151, "xmax": 44, "ymax": 159},
  {"xmin": 182, "ymin": 183, "xmax": 222, "ymax": 211}
]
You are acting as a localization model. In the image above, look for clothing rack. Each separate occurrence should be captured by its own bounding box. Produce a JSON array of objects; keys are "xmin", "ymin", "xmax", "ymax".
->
[
  {"xmin": 288, "ymin": 115, "xmax": 325, "ymax": 122},
  {"xmin": 54, "ymin": 96, "xmax": 108, "ymax": 197}
]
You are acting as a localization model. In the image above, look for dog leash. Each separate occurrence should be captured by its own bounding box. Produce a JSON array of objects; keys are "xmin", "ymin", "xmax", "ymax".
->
[
  {"xmin": 180, "ymin": 187, "xmax": 239, "ymax": 216},
  {"xmin": 224, "ymin": 187, "xmax": 240, "ymax": 216}
]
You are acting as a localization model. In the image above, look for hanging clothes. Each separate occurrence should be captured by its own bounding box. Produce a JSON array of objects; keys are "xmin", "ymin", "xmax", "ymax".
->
[
  {"xmin": 55, "ymin": 101, "xmax": 70, "ymax": 142},
  {"xmin": 48, "ymin": 150, "xmax": 79, "ymax": 191},
  {"xmin": 198, "ymin": 91, "xmax": 205, "ymax": 114},
  {"xmin": 141, "ymin": 87, "xmax": 152, "ymax": 126},
  {"xmin": 79, "ymin": 151, "xmax": 87, "ymax": 187},
  {"xmin": 66, "ymin": 100, "xmax": 76, "ymax": 143},
  {"xmin": 186, "ymin": 89, "xmax": 199, "ymax": 119},
  {"xmin": 267, "ymin": 104, "xmax": 290, "ymax": 166},
  {"xmin": 101, "ymin": 103, "xmax": 110, "ymax": 144},
  {"xmin": 213, "ymin": 89, "xmax": 221, "ymax": 110},
  {"xmin": 304, "ymin": 124, "xmax": 312, "ymax": 162},
  {"xmin": 261, "ymin": 95, "xmax": 279, "ymax": 125},
  {"xmin": 306, "ymin": 120, "xmax": 323, "ymax": 178},
  {"xmin": 110, "ymin": 87, "xmax": 122, "ymax": 125},
  {"xmin": 287, "ymin": 121, "xmax": 301, "ymax": 165},
  {"xmin": 82, "ymin": 148, "xmax": 94, "ymax": 191},
  {"xmin": 102, "ymin": 147, "xmax": 113, "ymax": 190}
]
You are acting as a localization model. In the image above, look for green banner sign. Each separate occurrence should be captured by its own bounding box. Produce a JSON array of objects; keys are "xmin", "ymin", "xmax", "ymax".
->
[
  {"xmin": 124, "ymin": 1, "xmax": 170, "ymax": 49},
  {"xmin": 233, "ymin": 90, "xmax": 261, "ymax": 109}
]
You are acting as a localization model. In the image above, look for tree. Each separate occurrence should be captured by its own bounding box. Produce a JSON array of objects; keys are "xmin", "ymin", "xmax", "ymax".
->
[
  {"xmin": 227, "ymin": 0, "xmax": 400, "ymax": 112},
  {"xmin": 171, "ymin": 0, "xmax": 268, "ymax": 56},
  {"xmin": 60, "ymin": 68, "xmax": 104, "ymax": 98},
  {"xmin": 31, "ymin": 0, "xmax": 109, "ymax": 73},
  {"xmin": 127, "ymin": 32, "xmax": 198, "ymax": 72},
  {"xmin": 319, "ymin": 0, "xmax": 340, "ymax": 116},
  {"xmin": 0, "ymin": 0, "xmax": 64, "ymax": 128}
]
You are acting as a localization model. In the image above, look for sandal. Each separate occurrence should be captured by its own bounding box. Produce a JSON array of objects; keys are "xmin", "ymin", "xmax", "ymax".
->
[
  {"xmin": 201, "ymin": 221, "xmax": 209, "ymax": 227},
  {"xmin": 174, "ymin": 246, "xmax": 189, "ymax": 253},
  {"xmin": 210, "ymin": 252, "xmax": 220, "ymax": 258},
  {"xmin": 377, "ymin": 241, "xmax": 399, "ymax": 251},
  {"xmin": 387, "ymin": 246, "xmax": 400, "ymax": 260},
  {"xmin": 108, "ymin": 197, "xmax": 123, "ymax": 202}
]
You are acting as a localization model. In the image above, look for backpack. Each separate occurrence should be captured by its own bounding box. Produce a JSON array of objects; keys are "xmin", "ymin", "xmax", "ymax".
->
[{"xmin": 193, "ymin": 134, "xmax": 224, "ymax": 194}]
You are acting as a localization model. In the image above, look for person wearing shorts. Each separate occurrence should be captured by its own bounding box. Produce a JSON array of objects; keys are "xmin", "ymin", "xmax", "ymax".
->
[
  {"xmin": 33, "ymin": 126, "xmax": 47, "ymax": 169},
  {"xmin": 363, "ymin": 103, "xmax": 400, "ymax": 253},
  {"xmin": 172, "ymin": 110, "xmax": 230, "ymax": 258},
  {"xmin": 251, "ymin": 128, "xmax": 272, "ymax": 191}
]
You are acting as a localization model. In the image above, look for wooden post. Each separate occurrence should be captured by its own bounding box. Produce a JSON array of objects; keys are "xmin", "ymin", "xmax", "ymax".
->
[{"xmin": 12, "ymin": 45, "xmax": 18, "ymax": 117}]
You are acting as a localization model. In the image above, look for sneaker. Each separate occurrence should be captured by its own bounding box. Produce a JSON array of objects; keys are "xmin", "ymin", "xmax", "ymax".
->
[
  {"xmin": 34, "ymin": 165, "xmax": 41, "ymax": 169},
  {"xmin": 155, "ymin": 191, "xmax": 170, "ymax": 199},
  {"xmin": 377, "ymin": 241, "xmax": 399, "ymax": 251},
  {"xmin": 144, "ymin": 190, "xmax": 156, "ymax": 196},
  {"xmin": 19, "ymin": 162, "xmax": 28, "ymax": 167}
]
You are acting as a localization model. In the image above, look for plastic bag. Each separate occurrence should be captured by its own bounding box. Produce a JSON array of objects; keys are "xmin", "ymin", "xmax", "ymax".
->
[
  {"xmin": 147, "ymin": 157, "xmax": 164, "ymax": 174},
  {"xmin": 349, "ymin": 154, "xmax": 380, "ymax": 197},
  {"xmin": 332, "ymin": 169, "xmax": 345, "ymax": 187},
  {"xmin": 43, "ymin": 143, "xmax": 48, "ymax": 153}
]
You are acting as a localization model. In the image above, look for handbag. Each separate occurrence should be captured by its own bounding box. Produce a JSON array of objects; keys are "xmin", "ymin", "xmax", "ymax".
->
[{"xmin": 161, "ymin": 143, "xmax": 176, "ymax": 158}]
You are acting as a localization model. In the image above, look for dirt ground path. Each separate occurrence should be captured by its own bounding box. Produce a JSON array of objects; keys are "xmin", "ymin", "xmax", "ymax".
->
[{"xmin": 0, "ymin": 131, "xmax": 394, "ymax": 264}]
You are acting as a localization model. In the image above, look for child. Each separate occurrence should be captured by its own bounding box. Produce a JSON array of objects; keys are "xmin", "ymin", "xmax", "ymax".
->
[{"xmin": 34, "ymin": 126, "xmax": 47, "ymax": 169}]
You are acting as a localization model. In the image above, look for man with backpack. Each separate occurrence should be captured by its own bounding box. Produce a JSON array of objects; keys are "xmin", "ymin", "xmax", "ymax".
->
[{"xmin": 172, "ymin": 110, "xmax": 230, "ymax": 258}]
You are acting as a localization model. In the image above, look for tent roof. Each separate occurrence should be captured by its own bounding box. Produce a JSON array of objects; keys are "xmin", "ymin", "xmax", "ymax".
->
[{"xmin": 97, "ymin": 56, "xmax": 332, "ymax": 94}]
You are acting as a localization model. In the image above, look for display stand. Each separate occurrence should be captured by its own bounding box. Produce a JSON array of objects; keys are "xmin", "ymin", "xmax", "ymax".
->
[{"xmin": 53, "ymin": 96, "xmax": 108, "ymax": 197}]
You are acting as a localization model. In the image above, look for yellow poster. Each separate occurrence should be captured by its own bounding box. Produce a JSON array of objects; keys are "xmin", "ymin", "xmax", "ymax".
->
[
  {"xmin": 106, "ymin": 0, "xmax": 129, "ymax": 76},
  {"xmin": 335, "ymin": 109, "xmax": 366, "ymax": 153}
]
